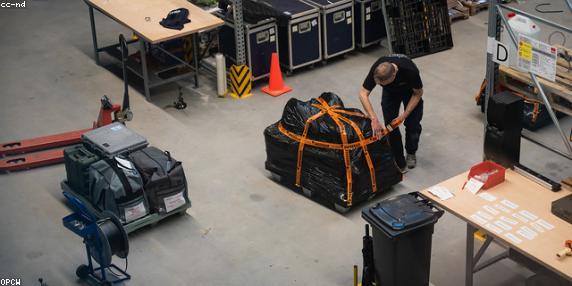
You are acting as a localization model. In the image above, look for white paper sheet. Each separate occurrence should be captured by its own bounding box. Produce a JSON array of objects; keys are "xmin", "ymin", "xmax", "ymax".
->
[
  {"xmin": 427, "ymin": 186, "xmax": 454, "ymax": 200},
  {"xmin": 478, "ymin": 192, "xmax": 497, "ymax": 202}
]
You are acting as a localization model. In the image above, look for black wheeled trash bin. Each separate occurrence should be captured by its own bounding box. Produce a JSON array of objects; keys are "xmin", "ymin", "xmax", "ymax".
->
[{"xmin": 362, "ymin": 192, "xmax": 443, "ymax": 286}]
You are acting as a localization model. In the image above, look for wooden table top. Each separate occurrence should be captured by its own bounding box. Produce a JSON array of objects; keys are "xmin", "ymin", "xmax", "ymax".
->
[
  {"xmin": 86, "ymin": 0, "xmax": 223, "ymax": 44},
  {"xmin": 421, "ymin": 169, "xmax": 572, "ymax": 280}
]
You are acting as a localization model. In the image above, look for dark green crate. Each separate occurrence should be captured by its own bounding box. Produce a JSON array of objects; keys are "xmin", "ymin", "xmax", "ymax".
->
[{"xmin": 64, "ymin": 145, "xmax": 100, "ymax": 196}]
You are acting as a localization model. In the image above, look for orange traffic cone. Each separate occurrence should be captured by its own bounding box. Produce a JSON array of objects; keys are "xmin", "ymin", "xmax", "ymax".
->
[{"xmin": 261, "ymin": 53, "xmax": 292, "ymax": 97}]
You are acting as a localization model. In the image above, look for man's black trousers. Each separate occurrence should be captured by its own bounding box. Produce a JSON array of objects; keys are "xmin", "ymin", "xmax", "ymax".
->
[{"xmin": 381, "ymin": 91, "xmax": 423, "ymax": 168}]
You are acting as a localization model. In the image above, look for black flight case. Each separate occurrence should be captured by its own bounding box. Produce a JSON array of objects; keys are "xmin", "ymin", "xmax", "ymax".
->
[
  {"xmin": 217, "ymin": 13, "xmax": 279, "ymax": 81},
  {"xmin": 354, "ymin": 0, "xmax": 386, "ymax": 48},
  {"xmin": 233, "ymin": 0, "xmax": 323, "ymax": 73},
  {"xmin": 301, "ymin": 0, "xmax": 355, "ymax": 60}
]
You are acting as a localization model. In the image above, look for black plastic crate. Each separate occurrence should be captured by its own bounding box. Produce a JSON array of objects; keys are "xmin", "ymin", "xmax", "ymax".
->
[{"xmin": 383, "ymin": 0, "xmax": 453, "ymax": 58}]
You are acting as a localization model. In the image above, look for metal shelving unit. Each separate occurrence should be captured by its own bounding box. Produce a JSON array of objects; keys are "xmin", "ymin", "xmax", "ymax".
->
[{"xmin": 483, "ymin": 0, "xmax": 572, "ymax": 161}]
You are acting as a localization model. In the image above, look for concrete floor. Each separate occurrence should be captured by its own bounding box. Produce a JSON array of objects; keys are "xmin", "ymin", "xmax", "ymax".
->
[{"xmin": 0, "ymin": 0, "xmax": 571, "ymax": 285}]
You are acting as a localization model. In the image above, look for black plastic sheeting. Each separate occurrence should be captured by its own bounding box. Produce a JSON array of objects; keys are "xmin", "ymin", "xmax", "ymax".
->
[{"xmin": 264, "ymin": 92, "xmax": 402, "ymax": 209}]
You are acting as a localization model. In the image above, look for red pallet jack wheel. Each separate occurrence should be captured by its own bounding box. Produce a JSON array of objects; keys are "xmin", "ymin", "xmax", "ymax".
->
[{"xmin": 0, "ymin": 35, "xmax": 133, "ymax": 172}]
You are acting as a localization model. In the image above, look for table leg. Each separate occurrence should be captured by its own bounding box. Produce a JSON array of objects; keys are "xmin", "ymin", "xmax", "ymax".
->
[
  {"xmin": 192, "ymin": 33, "xmax": 199, "ymax": 88},
  {"xmin": 466, "ymin": 223, "xmax": 475, "ymax": 286},
  {"xmin": 139, "ymin": 39, "xmax": 151, "ymax": 101},
  {"xmin": 88, "ymin": 6, "xmax": 100, "ymax": 65}
]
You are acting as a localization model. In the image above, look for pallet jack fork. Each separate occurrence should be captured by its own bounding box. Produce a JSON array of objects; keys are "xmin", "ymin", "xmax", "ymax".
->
[{"xmin": 0, "ymin": 35, "xmax": 133, "ymax": 172}]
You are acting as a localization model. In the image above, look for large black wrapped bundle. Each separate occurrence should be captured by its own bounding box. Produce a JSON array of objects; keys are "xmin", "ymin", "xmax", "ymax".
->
[{"xmin": 264, "ymin": 92, "xmax": 402, "ymax": 211}]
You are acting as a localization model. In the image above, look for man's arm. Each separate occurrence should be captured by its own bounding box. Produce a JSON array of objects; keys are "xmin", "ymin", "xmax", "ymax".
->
[
  {"xmin": 359, "ymin": 87, "xmax": 384, "ymax": 139},
  {"xmin": 397, "ymin": 88, "xmax": 423, "ymax": 122}
]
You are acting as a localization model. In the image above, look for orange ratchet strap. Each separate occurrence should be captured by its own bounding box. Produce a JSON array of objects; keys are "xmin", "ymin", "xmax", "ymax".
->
[{"xmin": 280, "ymin": 98, "xmax": 381, "ymax": 207}]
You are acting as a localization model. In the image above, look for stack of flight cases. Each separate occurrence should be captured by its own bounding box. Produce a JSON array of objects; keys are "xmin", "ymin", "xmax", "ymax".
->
[
  {"xmin": 301, "ymin": 0, "xmax": 355, "ymax": 60},
  {"xmin": 224, "ymin": 0, "xmax": 322, "ymax": 73},
  {"xmin": 216, "ymin": 11, "xmax": 279, "ymax": 81},
  {"xmin": 354, "ymin": 0, "xmax": 386, "ymax": 48}
]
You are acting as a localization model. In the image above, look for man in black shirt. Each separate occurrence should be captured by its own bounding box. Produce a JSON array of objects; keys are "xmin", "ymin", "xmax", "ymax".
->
[{"xmin": 359, "ymin": 54, "xmax": 423, "ymax": 172}]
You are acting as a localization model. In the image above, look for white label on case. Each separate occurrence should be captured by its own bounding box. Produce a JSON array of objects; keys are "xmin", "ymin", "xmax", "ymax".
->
[
  {"xmin": 124, "ymin": 201, "xmax": 147, "ymax": 223},
  {"xmin": 366, "ymin": 7, "xmax": 371, "ymax": 13},
  {"xmin": 501, "ymin": 199, "xmax": 519, "ymax": 210},
  {"xmin": 292, "ymin": 25, "xmax": 298, "ymax": 32},
  {"xmin": 269, "ymin": 28, "xmax": 275, "ymax": 34},
  {"xmin": 347, "ymin": 18, "xmax": 352, "ymax": 24},
  {"xmin": 483, "ymin": 205, "xmax": 500, "ymax": 215},
  {"xmin": 164, "ymin": 191, "xmax": 186, "ymax": 213},
  {"xmin": 270, "ymin": 35, "xmax": 276, "ymax": 42},
  {"xmin": 311, "ymin": 19, "xmax": 317, "ymax": 27},
  {"xmin": 500, "ymin": 216, "xmax": 518, "ymax": 225},
  {"xmin": 505, "ymin": 233, "xmax": 522, "ymax": 244},
  {"xmin": 485, "ymin": 223, "xmax": 504, "ymax": 234},
  {"xmin": 366, "ymin": 14, "xmax": 371, "ymax": 21},
  {"xmin": 346, "ymin": 10, "xmax": 351, "ymax": 17},
  {"xmin": 494, "ymin": 220, "xmax": 512, "ymax": 231},
  {"xmin": 519, "ymin": 210, "xmax": 538, "ymax": 221}
]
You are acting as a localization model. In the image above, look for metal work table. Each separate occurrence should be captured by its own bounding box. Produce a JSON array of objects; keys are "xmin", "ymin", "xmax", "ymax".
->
[
  {"xmin": 85, "ymin": 0, "xmax": 223, "ymax": 101},
  {"xmin": 421, "ymin": 170, "xmax": 572, "ymax": 286}
]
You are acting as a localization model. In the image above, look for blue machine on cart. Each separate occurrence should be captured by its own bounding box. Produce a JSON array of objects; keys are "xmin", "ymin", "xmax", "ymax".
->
[
  {"xmin": 302, "ymin": 0, "xmax": 355, "ymax": 60},
  {"xmin": 62, "ymin": 191, "xmax": 131, "ymax": 285}
]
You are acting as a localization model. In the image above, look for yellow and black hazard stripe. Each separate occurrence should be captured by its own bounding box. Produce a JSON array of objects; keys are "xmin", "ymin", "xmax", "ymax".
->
[{"xmin": 229, "ymin": 64, "xmax": 252, "ymax": 99}]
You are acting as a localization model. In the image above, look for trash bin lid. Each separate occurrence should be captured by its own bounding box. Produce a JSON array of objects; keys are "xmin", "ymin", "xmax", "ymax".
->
[{"xmin": 362, "ymin": 192, "xmax": 443, "ymax": 237}]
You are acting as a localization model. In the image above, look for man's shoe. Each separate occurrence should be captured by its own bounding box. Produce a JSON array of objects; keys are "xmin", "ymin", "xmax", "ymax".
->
[
  {"xmin": 406, "ymin": 154, "xmax": 417, "ymax": 169},
  {"xmin": 399, "ymin": 166, "xmax": 408, "ymax": 174}
]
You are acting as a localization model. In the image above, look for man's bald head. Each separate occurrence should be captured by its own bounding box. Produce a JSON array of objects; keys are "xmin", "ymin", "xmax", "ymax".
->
[{"xmin": 373, "ymin": 62, "xmax": 396, "ymax": 85}]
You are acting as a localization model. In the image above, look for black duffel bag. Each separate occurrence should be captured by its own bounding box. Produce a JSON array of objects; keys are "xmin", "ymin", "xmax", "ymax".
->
[
  {"xmin": 129, "ymin": 147, "xmax": 190, "ymax": 214},
  {"xmin": 88, "ymin": 157, "xmax": 150, "ymax": 224}
]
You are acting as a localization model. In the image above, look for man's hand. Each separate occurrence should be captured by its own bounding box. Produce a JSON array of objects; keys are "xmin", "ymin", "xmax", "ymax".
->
[
  {"xmin": 371, "ymin": 117, "xmax": 384, "ymax": 140},
  {"xmin": 359, "ymin": 87, "xmax": 384, "ymax": 139}
]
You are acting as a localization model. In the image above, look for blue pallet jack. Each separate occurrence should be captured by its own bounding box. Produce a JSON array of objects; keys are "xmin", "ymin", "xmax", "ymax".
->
[{"xmin": 62, "ymin": 191, "xmax": 131, "ymax": 285}]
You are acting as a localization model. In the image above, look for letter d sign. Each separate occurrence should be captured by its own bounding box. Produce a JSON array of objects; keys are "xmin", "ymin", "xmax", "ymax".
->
[{"xmin": 493, "ymin": 41, "xmax": 509, "ymax": 65}]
